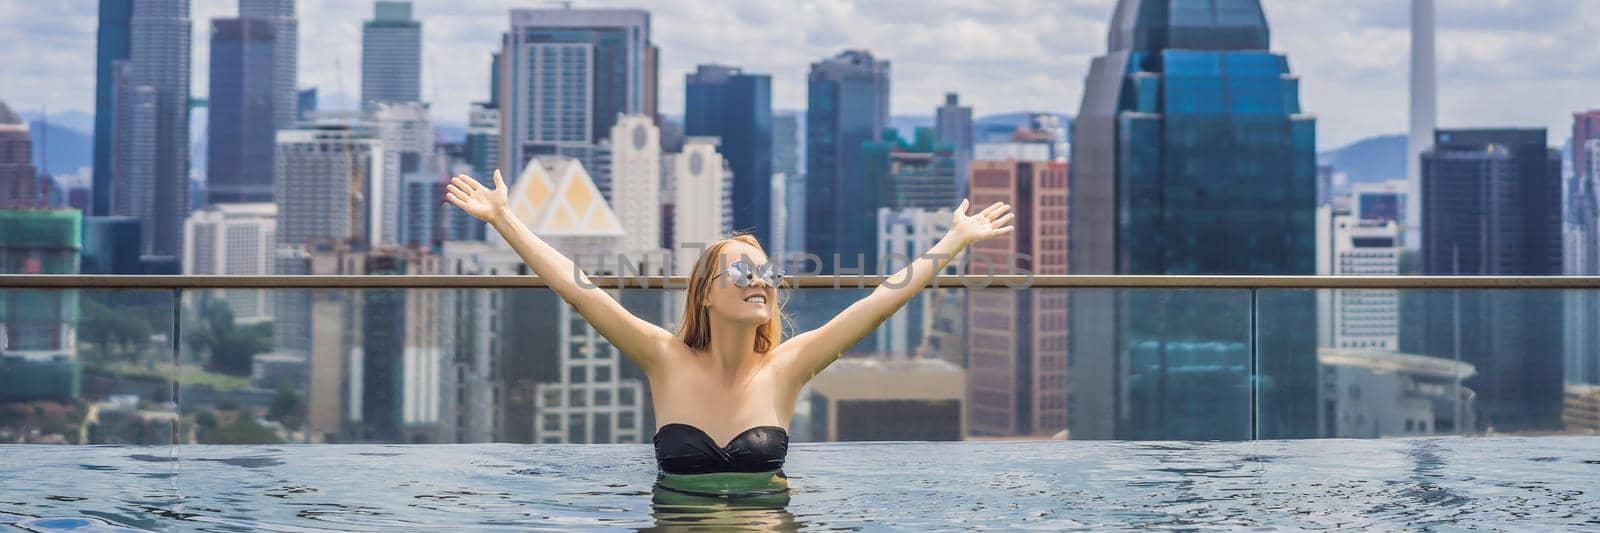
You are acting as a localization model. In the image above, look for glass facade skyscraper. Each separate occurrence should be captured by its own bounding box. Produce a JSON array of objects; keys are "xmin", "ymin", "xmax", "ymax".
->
[
  {"xmin": 361, "ymin": 1, "xmax": 421, "ymax": 106},
  {"xmin": 1068, "ymin": 0, "xmax": 1318, "ymax": 440},
  {"xmin": 207, "ymin": 18, "xmax": 278, "ymax": 204},
  {"xmin": 806, "ymin": 50, "xmax": 890, "ymax": 274},
  {"xmin": 1416, "ymin": 128, "xmax": 1564, "ymax": 431},
  {"xmin": 92, "ymin": 0, "xmax": 133, "ymax": 217},
  {"xmin": 685, "ymin": 65, "xmax": 773, "ymax": 246}
]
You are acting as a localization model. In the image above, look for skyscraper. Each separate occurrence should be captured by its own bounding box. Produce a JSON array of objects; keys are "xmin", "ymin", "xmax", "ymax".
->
[
  {"xmin": 183, "ymin": 202, "xmax": 276, "ymax": 322},
  {"xmin": 273, "ymin": 121, "xmax": 385, "ymax": 251},
  {"xmin": 609, "ymin": 115, "xmax": 663, "ymax": 258},
  {"xmin": 239, "ymin": 0, "xmax": 297, "ymax": 129},
  {"xmin": 207, "ymin": 17, "xmax": 277, "ymax": 204},
  {"xmin": 935, "ymin": 93, "xmax": 974, "ymax": 195},
  {"xmin": 0, "ymin": 101, "xmax": 40, "ymax": 208},
  {"xmin": 668, "ymin": 138, "xmax": 732, "ymax": 274},
  {"xmin": 806, "ymin": 50, "xmax": 890, "ymax": 273},
  {"xmin": 371, "ymin": 102, "xmax": 434, "ymax": 246},
  {"xmin": 685, "ymin": 65, "xmax": 773, "ymax": 246},
  {"xmin": 93, "ymin": 0, "xmax": 134, "ymax": 217},
  {"xmin": 965, "ymin": 159, "xmax": 1069, "ymax": 437},
  {"xmin": 361, "ymin": 1, "xmax": 422, "ymax": 106},
  {"xmin": 871, "ymin": 127, "xmax": 960, "ymax": 210},
  {"xmin": 1421, "ymin": 128, "xmax": 1563, "ymax": 431},
  {"xmin": 1068, "ymin": 0, "xmax": 1318, "ymax": 439},
  {"xmin": 501, "ymin": 7, "xmax": 657, "ymax": 183},
  {"xmin": 112, "ymin": 0, "xmax": 191, "ymax": 261}
]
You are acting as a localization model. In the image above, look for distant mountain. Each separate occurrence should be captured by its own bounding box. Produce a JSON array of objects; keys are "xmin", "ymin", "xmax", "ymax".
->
[
  {"xmin": 26, "ymin": 120, "xmax": 92, "ymax": 179},
  {"xmin": 1319, "ymin": 134, "xmax": 1407, "ymax": 186},
  {"xmin": 19, "ymin": 110, "xmax": 94, "ymax": 134}
]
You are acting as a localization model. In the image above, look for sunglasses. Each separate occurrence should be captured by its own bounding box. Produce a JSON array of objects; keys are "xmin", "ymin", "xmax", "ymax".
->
[{"xmin": 712, "ymin": 259, "xmax": 785, "ymax": 288}]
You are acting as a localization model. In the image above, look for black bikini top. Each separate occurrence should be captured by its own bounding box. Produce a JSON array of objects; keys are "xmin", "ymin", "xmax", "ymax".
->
[{"xmin": 652, "ymin": 423, "xmax": 789, "ymax": 475}]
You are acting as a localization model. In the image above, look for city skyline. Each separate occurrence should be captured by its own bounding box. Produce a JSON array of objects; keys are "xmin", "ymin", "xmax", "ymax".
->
[{"xmin": 4, "ymin": 0, "xmax": 1599, "ymax": 152}]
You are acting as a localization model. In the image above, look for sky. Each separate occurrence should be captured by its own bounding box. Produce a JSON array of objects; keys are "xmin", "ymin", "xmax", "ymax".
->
[{"xmin": 2, "ymin": 0, "xmax": 1598, "ymax": 150}]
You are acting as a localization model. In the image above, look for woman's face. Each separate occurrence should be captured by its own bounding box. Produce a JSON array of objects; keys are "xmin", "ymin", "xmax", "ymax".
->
[{"xmin": 703, "ymin": 241, "xmax": 776, "ymax": 327}]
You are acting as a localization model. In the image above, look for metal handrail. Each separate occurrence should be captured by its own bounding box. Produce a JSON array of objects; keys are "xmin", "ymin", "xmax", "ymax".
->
[{"xmin": 3, "ymin": 274, "xmax": 1599, "ymax": 289}]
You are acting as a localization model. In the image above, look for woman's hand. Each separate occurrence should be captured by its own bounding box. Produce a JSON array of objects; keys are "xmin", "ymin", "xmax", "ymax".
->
[
  {"xmin": 948, "ymin": 198, "xmax": 1015, "ymax": 246},
  {"xmin": 444, "ymin": 170, "xmax": 509, "ymax": 223}
]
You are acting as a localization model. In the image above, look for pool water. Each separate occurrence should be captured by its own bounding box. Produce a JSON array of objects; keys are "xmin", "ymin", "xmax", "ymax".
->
[{"xmin": 2, "ymin": 437, "xmax": 1597, "ymax": 530}]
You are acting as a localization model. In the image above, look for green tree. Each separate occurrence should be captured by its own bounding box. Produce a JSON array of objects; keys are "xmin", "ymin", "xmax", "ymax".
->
[
  {"xmin": 184, "ymin": 297, "xmax": 271, "ymax": 376},
  {"xmin": 268, "ymin": 384, "xmax": 305, "ymax": 431}
]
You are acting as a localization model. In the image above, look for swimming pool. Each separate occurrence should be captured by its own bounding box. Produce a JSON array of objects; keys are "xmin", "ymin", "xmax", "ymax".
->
[{"xmin": 2, "ymin": 437, "xmax": 1597, "ymax": 530}]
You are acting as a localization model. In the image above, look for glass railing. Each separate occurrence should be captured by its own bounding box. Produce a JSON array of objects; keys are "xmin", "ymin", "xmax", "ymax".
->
[{"xmin": 3, "ymin": 275, "xmax": 1598, "ymax": 445}]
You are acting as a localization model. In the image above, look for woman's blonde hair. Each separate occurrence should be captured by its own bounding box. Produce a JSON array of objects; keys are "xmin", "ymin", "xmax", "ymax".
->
[{"xmin": 675, "ymin": 234, "xmax": 786, "ymax": 353}]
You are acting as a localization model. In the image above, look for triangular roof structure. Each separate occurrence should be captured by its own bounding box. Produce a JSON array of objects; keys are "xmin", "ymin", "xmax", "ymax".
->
[{"xmin": 504, "ymin": 157, "xmax": 625, "ymax": 237}]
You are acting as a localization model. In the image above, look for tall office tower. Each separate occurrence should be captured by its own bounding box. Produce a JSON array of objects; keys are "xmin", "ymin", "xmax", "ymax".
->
[
  {"xmin": 239, "ymin": 0, "xmax": 297, "ymax": 128},
  {"xmin": 466, "ymin": 103, "xmax": 500, "ymax": 179},
  {"xmin": 1407, "ymin": 0, "xmax": 1436, "ymax": 251},
  {"xmin": 609, "ymin": 115, "xmax": 663, "ymax": 259},
  {"xmin": 402, "ymin": 171, "xmax": 444, "ymax": 249},
  {"xmin": 963, "ymin": 159, "xmax": 1069, "ymax": 438},
  {"xmin": 1069, "ymin": 0, "xmax": 1317, "ymax": 440},
  {"xmin": 371, "ymin": 102, "xmax": 433, "ymax": 246},
  {"xmin": 806, "ymin": 50, "xmax": 890, "ymax": 273},
  {"xmin": 1576, "ymin": 138, "xmax": 1600, "ymax": 386},
  {"xmin": 270, "ymin": 120, "xmax": 385, "ymax": 356},
  {"xmin": 207, "ymin": 18, "xmax": 277, "ymax": 204},
  {"xmin": 183, "ymin": 202, "xmax": 276, "ymax": 322},
  {"xmin": 111, "ymin": 0, "xmax": 191, "ymax": 261},
  {"xmin": 361, "ymin": 1, "xmax": 422, "ymax": 106},
  {"xmin": 667, "ymin": 138, "xmax": 732, "ymax": 274},
  {"xmin": 1315, "ymin": 210, "xmax": 1401, "ymax": 350},
  {"xmin": 1420, "ymin": 128, "xmax": 1563, "ymax": 431},
  {"xmin": 773, "ymin": 113, "xmax": 801, "ymax": 178},
  {"xmin": 93, "ymin": 0, "xmax": 133, "ymax": 216},
  {"xmin": 867, "ymin": 128, "xmax": 960, "ymax": 210},
  {"xmin": 1569, "ymin": 111, "xmax": 1600, "ymax": 277},
  {"xmin": 685, "ymin": 65, "xmax": 773, "ymax": 245},
  {"xmin": 0, "ymin": 101, "xmax": 40, "ymax": 208},
  {"xmin": 0, "ymin": 210, "xmax": 83, "ymax": 403},
  {"xmin": 936, "ymin": 93, "xmax": 974, "ymax": 196},
  {"xmin": 874, "ymin": 207, "xmax": 962, "ymax": 358},
  {"xmin": 500, "ymin": 7, "xmax": 657, "ymax": 184},
  {"xmin": 296, "ymin": 88, "xmax": 316, "ymax": 121}
]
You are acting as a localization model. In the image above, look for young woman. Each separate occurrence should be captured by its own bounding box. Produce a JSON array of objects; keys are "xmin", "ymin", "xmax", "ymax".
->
[{"xmin": 445, "ymin": 170, "xmax": 1013, "ymax": 491}]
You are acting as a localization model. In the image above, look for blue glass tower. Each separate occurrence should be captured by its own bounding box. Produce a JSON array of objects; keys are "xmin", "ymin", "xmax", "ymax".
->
[
  {"xmin": 1068, "ymin": 0, "xmax": 1318, "ymax": 440},
  {"xmin": 686, "ymin": 65, "xmax": 773, "ymax": 246},
  {"xmin": 207, "ymin": 17, "xmax": 278, "ymax": 204},
  {"xmin": 92, "ymin": 0, "xmax": 133, "ymax": 216},
  {"xmin": 806, "ymin": 50, "xmax": 889, "ymax": 273}
]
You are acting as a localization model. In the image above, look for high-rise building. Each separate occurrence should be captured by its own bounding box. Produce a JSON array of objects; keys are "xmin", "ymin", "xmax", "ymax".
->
[
  {"xmin": 239, "ymin": 0, "xmax": 297, "ymax": 129},
  {"xmin": 1407, "ymin": 0, "xmax": 1436, "ymax": 253},
  {"xmin": 93, "ymin": 0, "xmax": 134, "ymax": 217},
  {"xmin": 773, "ymin": 113, "xmax": 801, "ymax": 178},
  {"xmin": 111, "ymin": 0, "xmax": 191, "ymax": 262},
  {"xmin": 183, "ymin": 202, "xmax": 276, "ymax": 322},
  {"xmin": 371, "ymin": 102, "xmax": 434, "ymax": 246},
  {"xmin": 296, "ymin": 87, "xmax": 316, "ymax": 121},
  {"xmin": 273, "ymin": 120, "xmax": 386, "ymax": 251},
  {"xmin": 1068, "ymin": 0, "xmax": 1318, "ymax": 440},
  {"xmin": 874, "ymin": 207, "xmax": 961, "ymax": 358},
  {"xmin": 936, "ymin": 93, "xmax": 974, "ymax": 195},
  {"xmin": 965, "ymin": 159, "xmax": 1069, "ymax": 438},
  {"xmin": 686, "ymin": 65, "xmax": 773, "ymax": 246},
  {"xmin": 1419, "ymin": 128, "xmax": 1563, "ymax": 431},
  {"xmin": 609, "ymin": 115, "xmax": 663, "ymax": 259},
  {"xmin": 80, "ymin": 216, "xmax": 142, "ymax": 274},
  {"xmin": 1315, "ymin": 211, "xmax": 1401, "ymax": 350},
  {"xmin": 0, "ymin": 101, "xmax": 40, "ymax": 208},
  {"xmin": 401, "ymin": 172, "xmax": 443, "ymax": 249},
  {"xmin": 0, "ymin": 209, "xmax": 82, "ymax": 403},
  {"xmin": 667, "ymin": 138, "xmax": 732, "ymax": 274},
  {"xmin": 1571, "ymin": 137, "xmax": 1600, "ymax": 386},
  {"xmin": 869, "ymin": 128, "xmax": 960, "ymax": 211},
  {"xmin": 500, "ymin": 7, "xmax": 657, "ymax": 184},
  {"xmin": 361, "ymin": 1, "xmax": 422, "ymax": 106},
  {"xmin": 806, "ymin": 50, "xmax": 890, "ymax": 273},
  {"xmin": 207, "ymin": 17, "xmax": 278, "ymax": 204}
]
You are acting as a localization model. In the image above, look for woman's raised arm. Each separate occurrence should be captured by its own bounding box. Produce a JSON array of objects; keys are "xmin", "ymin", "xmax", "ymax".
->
[
  {"xmin": 445, "ymin": 170, "xmax": 674, "ymax": 373},
  {"xmin": 777, "ymin": 199, "xmax": 1014, "ymax": 386}
]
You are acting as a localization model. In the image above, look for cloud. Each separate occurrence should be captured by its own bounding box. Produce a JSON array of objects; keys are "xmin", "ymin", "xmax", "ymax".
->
[{"xmin": 2, "ymin": 0, "xmax": 1597, "ymax": 151}]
